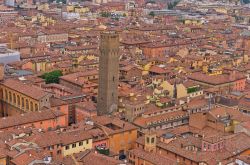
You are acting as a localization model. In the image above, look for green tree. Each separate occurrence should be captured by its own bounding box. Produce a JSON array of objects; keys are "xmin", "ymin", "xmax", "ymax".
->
[
  {"xmin": 149, "ymin": 11, "xmax": 155, "ymax": 17},
  {"xmin": 187, "ymin": 87, "xmax": 198, "ymax": 94},
  {"xmin": 168, "ymin": 0, "xmax": 180, "ymax": 9},
  {"xmin": 41, "ymin": 70, "xmax": 63, "ymax": 84},
  {"xmin": 168, "ymin": 2, "xmax": 174, "ymax": 9},
  {"xmin": 56, "ymin": 0, "xmax": 66, "ymax": 4},
  {"xmin": 100, "ymin": 12, "xmax": 106, "ymax": 17},
  {"xmin": 100, "ymin": 12, "xmax": 111, "ymax": 17},
  {"xmin": 147, "ymin": 0, "xmax": 156, "ymax": 3}
]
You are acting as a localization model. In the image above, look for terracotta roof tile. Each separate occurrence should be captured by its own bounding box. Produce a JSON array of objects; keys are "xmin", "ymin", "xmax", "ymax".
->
[{"xmin": 1, "ymin": 79, "xmax": 50, "ymax": 100}]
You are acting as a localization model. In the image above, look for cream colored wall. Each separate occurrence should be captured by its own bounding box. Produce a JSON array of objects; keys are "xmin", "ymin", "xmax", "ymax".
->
[
  {"xmin": 77, "ymin": 55, "xmax": 85, "ymax": 63},
  {"xmin": 86, "ymin": 55, "xmax": 97, "ymax": 60},
  {"xmin": 62, "ymin": 139, "xmax": 93, "ymax": 156},
  {"xmin": 177, "ymin": 84, "xmax": 188, "ymax": 98},
  {"xmin": 160, "ymin": 81, "xmax": 187, "ymax": 99},
  {"xmin": 160, "ymin": 81, "xmax": 173, "ymax": 96},
  {"xmin": 215, "ymin": 8, "xmax": 228, "ymax": 14},
  {"xmin": 189, "ymin": 90, "xmax": 203, "ymax": 98},
  {"xmin": 75, "ymin": 7, "xmax": 89, "ymax": 13},
  {"xmin": 2, "ymin": 86, "xmax": 40, "ymax": 112}
]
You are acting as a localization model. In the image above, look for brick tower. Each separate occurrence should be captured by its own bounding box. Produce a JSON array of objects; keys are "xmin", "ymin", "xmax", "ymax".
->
[{"xmin": 97, "ymin": 31, "xmax": 119, "ymax": 116}]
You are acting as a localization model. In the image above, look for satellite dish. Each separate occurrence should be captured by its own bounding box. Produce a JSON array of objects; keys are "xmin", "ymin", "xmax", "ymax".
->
[{"xmin": 108, "ymin": 103, "xmax": 117, "ymax": 114}]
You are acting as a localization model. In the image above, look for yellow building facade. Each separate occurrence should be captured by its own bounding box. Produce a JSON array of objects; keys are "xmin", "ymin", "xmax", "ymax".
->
[
  {"xmin": 0, "ymin": 79, "xmax": 51, "ymax": 116},
  {"xmin": 160, "ymin": 81, "xmax": 188, "ymax": 99},
  {"xmin": 62, "ymin": 139, "xmax": 93, "ymax": 156},
  {"xmin": 1, "ymin": 87, "xmax": 40, "ymax": 114}
]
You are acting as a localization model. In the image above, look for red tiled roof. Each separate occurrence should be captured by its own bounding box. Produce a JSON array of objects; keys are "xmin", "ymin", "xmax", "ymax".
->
[
  {"xmin": 1, "ymin": 79, "xmax": 50, "ymax": 100},
  {"xmin": 129, "ymin": 148, "xmax": 176, "ymax": 165},
  {"xmin": 188, "ymin": 72, "xmax": 246, "ymax": 85},
  {"xmin": 0, "ymin": 109, "xmax": 65, "ymax": 129}
]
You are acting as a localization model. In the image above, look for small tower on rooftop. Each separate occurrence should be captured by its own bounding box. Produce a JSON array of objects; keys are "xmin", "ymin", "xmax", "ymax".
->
[{"xmin": 144, "ymin": 131, "xmax": 157, "ymax": 153}]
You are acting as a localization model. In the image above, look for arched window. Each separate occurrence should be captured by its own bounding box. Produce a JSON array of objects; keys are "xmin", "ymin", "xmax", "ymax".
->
[
  {"xmin": 35, "ymin": 104, "xmax": 38, "ymax": 111},
  {"xmin": 21, "ymin": 98, "xmax": 24, "ymax": 108},
  {"xmin": 5, "ymin": 89, "xmax": 7, "ymax": 100},
  {"xmin": 151, "ymin": 137, "xmax": 155, "ymax": 143},
  {"xmin": 30, "ymin": 102, "xmax": 33, "ymax": 111},
  {"xmin": 13, "ymin": 93, "xmax": 16, "ymax": 104},
  {"xmin": 26, "ymin": 99, "xmax": 29, "ymax": 110},
  {"xmin": 9, "ymin": 91, "xmax": 12, "ymax": 103},
  {"xmin": 17, "ymin": 95, "xmax": 20, "ymax": 106}
]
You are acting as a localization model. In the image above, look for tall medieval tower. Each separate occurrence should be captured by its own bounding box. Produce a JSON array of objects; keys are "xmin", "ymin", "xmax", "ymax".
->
[{"xmin": 97, "ymin": 31, "xmax": 119, "ymax": 116}]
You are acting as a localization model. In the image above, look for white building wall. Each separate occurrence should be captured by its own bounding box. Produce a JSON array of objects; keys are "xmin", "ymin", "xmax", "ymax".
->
[{"xmin": 0, "ymin": 46, "xmax": 20, "ymax": 65}]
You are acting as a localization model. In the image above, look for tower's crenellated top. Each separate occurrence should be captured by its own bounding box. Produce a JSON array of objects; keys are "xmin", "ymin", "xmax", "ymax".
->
[
  {"xmin": 100, "ymin": 31, "xmax": 119, "ymax": 40},
  {"xmin": 101, "ymin": 31, "xmax": 118, "ymax": 36},
  {"xmin": 100, "ymin": 31, "xmax": 119, "ymax": 49}
]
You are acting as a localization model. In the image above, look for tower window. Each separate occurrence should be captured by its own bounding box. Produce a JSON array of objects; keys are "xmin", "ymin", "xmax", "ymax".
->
[
  {"xmin": 9, "ymin": 92, "xmax": 12, "ymax": 103},
  {"xmin": 21, "ymin": 98, "xmax": 24, "ymax": 108},
  {"xmin": 151, "ymin": 137, "xmax": 155, "ymax": 143},
  {"xmin": 30, "ymin": 102, "xmax": 33, "ymax": 111},
  {"xmin": 26, "ymin": 99, "xmax": 29, "ymax": 110},
  {"xmin": 13, "ymin": 93, "xmax": 16, "ymax": 104},
  {"xmin": 5, "ymin": 90, "xmax": 7, "ymax": 100},
  {"xmin": 17, "ymin": 95, "xmax": 20, "ymax": 106},
  {"xmin": 113, "ymin": 76, "xmax": 115, "ymax": 82}
]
